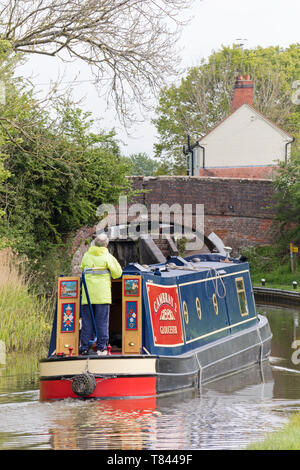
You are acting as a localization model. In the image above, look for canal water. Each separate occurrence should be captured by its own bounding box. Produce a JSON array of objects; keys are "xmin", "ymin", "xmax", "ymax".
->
[{"xmin": 1, "ymin": 303, "xmax": 300, "ymax": 451}]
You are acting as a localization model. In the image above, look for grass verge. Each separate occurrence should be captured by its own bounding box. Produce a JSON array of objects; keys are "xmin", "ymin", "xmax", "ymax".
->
[
  {"xmin": 242, "ymin": 245, "xmax": 300, "ymax": 291},
  {"xmin": 0, "ymin": 248, "xmax": 53, "ymax": 354},
  {"xmin": 247, "ymin": 413, "xmax": 300, "ymax": 450}
]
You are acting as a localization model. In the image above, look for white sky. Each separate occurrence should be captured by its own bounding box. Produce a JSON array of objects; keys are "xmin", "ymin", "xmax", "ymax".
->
[{"xmin": 18, "ymin": 0, "xmax": 300, "ymax": 157}]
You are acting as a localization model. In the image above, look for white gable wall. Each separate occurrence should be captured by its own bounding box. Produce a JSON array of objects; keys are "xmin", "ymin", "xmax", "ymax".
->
[{"xmin": 200, "ymin": 105, "xmax": 291, "ymax": 168}]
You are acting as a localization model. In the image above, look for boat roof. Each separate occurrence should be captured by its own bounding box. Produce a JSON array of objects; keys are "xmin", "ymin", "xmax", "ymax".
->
[{"xmin": 123, "ymin": 253, "xmax": 248, "ymax": 278}]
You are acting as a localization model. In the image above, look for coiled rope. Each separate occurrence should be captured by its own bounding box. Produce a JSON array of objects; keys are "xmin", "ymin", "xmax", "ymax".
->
[{"xmin": 204, "ymin": 267, "xmax": 227, "ymax": 300}]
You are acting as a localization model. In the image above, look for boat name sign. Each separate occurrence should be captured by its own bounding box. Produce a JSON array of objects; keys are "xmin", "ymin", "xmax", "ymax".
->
[{"xmin": 147, "ymin": 283, "xmax": 184, "ymax": 347}]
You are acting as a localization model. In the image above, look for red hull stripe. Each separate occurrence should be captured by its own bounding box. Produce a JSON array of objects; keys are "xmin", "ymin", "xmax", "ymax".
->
[{"xmin": 40, "ymin": 376, "xmax": 157, "ymax": 400}]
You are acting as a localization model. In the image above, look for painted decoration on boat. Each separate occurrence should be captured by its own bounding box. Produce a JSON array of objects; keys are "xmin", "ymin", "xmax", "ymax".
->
[
  {"xmin": 124, "ymin": 278, "xmax": 140, "ymax": 296},
  {"xmin": 59, "ymin": 280, "xmax": 78, "ymax": 299},
  {"xmin": 146, "ymin": 283, "xmax": 184, "ymax": 347},
  {"xmin": 61, "ymin": 303, "xmax": 76, "ymax": 332},
  {"xmin": 125, "ymin": 301, "xmax": 138, "ymax": 330}
]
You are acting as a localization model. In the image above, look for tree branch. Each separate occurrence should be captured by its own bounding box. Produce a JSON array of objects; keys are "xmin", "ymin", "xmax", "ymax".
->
[{"xmin": 0, "ymin": 0, "xmax": 193, "ymax": 124}]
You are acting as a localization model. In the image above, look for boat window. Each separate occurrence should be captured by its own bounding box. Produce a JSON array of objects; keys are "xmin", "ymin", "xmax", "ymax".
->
[
  {"xmin": 212, "ymin": 294, "xmax": 218, "ymax": 315},
  {"xmin": 183, "ymin": 301, "xmax": 189, "ymax": 324},
  {"xmin": 235, "ymin": 277, "xmax": 249, "ymax": 316},
  {"xmin": 196, "ymin": 297, "xmax": 202, "ymax": 320}
]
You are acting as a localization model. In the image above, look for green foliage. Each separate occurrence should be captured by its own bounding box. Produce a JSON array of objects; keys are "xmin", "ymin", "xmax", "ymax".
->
[
  {"xmin": 272, "ymin": 148, "xmax": 300, "ymax": 244},
  {"xmin": 176, "ymin": 237, "xmax": 188, "ymax": 257},
  {"xmin": 154, "ymin": 161, "xmax": 173, "ymax": 175},
  {"xmin": 0, "ymin": 48, "xmax": 133, "ymax": 292},
  {"xmin": 247, "ymin": 412, "xmax": 300, "ymax": 450},
  {"xmin": 0, "ymin": 249, "xmax": 53, "ymax": 353},
  {"xmin": 0, "ymin": 40, "xmax": 19, "ymax": 208},
  {"xmin": 127, "ymin": 152, "xmax": 158, "ymax": 176},
  {"xmin": 241, "ymin": 245, "xmax": 300, "ymax": 289},
  {"xmin": 0, "ymin": 283, "xmax": 52, "ymax": 352},
  {"xmin": 153, "ymin": 44, "xmax": 300, "ymax": 172}
]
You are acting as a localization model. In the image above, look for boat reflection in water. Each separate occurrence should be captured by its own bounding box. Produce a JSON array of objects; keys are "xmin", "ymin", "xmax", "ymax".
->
[
  {"xmin": 40, "ymin": 253, "xmax": 272, "ymax": 401},
  {"xmin": 48, "ymin": 361, "xmax": 274, "ymax": 450}
]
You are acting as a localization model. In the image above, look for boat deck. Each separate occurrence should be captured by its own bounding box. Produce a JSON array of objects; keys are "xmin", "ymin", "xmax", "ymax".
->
[{"xmin": 141, "ymin": 260, "xmax": 237, "ymax": 278}]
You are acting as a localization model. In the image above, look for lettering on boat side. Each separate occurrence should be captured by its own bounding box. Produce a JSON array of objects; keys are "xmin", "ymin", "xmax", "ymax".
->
[
  {"xmin": 146, "ymin": 283, "xmax": 184, "ymax": 347},
  {"xmin": 159, "ymin": 308, "xmax": 175, "ymax": 321},
  {"xmin": 154, "ymin": 292, "xmax": 177, "ymax": 315}
]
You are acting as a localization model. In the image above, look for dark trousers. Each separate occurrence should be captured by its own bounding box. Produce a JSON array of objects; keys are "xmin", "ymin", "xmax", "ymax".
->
[{"xmin": 80, "ymin": 304, "xmax": 110, "ymax": 352}]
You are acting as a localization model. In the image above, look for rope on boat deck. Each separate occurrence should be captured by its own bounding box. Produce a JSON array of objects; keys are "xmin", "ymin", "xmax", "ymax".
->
[{"xmin": 203, "ymin": 267, "xmax": 227, "ymax": 300}]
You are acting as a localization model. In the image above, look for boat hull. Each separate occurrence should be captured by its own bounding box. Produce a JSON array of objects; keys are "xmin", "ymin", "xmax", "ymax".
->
[{"xmin": 40, "ymin": 314, "xmax": 271, "ymax": 400}]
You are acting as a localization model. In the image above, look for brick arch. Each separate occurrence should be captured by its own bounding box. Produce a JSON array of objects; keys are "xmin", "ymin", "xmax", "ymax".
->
[{"xmin": 74, "ymin": 176, "xmax": 277, "ymax": 258}]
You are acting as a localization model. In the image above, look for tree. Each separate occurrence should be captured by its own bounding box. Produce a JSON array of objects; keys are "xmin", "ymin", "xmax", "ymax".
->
[
  {"xmin": 0, "ymin": 0, "xmax": 194, "ymax": 124},
  {"xmin": 153, "ymin": 44, "xmax": 300, "ymax": 172},
  {"xmin": 0, "ymin": 40, "xmax": 18, "ymax": 193},
  {"xmin": 272, "ymin": 148, "xmax": 300, "ymax": 245},
  {"xmin": 0, "ymin": 99, "xmax": 132, "ymax": 253},
  {"xmin": 0, "ymin": 55, "xmax": 132, "ymax": 289},
  {"xmin": 127, "ymin": 152, "xmax": 158, "ymax": 176}
]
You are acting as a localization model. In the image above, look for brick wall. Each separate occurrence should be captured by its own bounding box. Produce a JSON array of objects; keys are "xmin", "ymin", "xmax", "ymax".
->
[{"xmin": 128, "ymin": 176, "xmax": 277, "ymax": 253}]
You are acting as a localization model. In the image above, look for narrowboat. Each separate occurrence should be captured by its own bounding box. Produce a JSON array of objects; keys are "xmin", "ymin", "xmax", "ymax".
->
[{"xmin": 39, "ymin": 253, "xmax": 272, "ymax": 401}]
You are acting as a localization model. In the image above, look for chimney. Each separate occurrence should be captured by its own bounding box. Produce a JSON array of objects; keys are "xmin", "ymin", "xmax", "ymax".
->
[{"xmin": 231, "ymin": 74, "xmax": 254, "ymax": 112}]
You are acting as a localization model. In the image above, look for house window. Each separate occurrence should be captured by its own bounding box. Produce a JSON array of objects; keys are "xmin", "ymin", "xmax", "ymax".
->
[{"xmin": 235, "ymin": 277, "xmax": 249, "ymax": 316}]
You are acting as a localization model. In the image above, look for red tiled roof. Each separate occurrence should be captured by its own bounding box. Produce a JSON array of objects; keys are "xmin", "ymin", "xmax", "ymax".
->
[{"xmin": 199, "ymin": 166, "xmax": 279, "ymax": 180}]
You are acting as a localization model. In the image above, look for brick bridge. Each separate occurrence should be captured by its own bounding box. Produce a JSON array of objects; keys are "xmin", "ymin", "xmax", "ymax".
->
[
  {"xmin": 72, "ymin": 176, "xmax": 277, "ymax": 272},
  {"xmin": 127, "ymin": 176, "xmax": 277, "ymax": 255}
]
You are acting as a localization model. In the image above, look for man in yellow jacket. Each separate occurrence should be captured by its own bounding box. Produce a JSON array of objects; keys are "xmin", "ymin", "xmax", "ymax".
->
[{"xmin": 80, "ymin": 233, "xmax": 122, "ymax": 356}]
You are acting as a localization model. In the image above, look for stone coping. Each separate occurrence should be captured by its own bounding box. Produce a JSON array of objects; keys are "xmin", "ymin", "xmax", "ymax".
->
[{"xmin": 253, "ymin": 286, "xmax": 300, "ymax": 307}]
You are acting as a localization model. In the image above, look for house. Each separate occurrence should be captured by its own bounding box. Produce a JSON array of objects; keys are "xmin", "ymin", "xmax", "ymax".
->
[{"xmin": 194, "ymin": 74, "xmax": 294, "ymax": 179}]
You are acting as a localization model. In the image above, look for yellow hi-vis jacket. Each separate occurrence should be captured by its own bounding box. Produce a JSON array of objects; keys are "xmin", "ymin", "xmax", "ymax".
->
[{"xmin": 80, "ymin": 246, "xmax": 122, "ymax": 305}]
